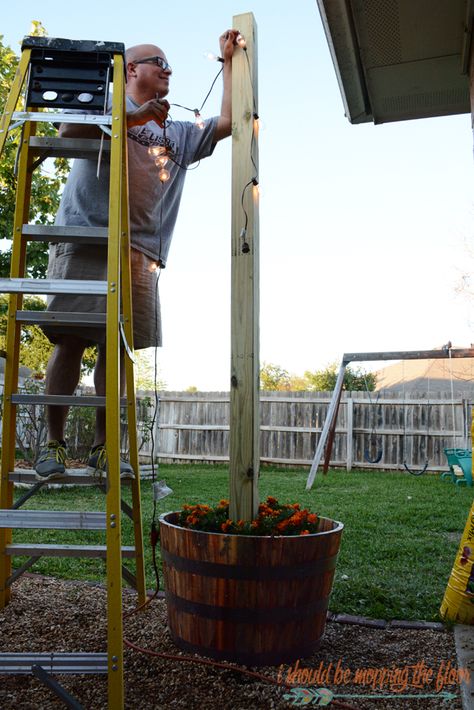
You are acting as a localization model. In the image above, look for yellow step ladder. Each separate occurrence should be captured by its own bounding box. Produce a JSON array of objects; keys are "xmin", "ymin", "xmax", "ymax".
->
[{"xmin": 0, "ymin": 35, "xmax": 146, "ymax": 708}]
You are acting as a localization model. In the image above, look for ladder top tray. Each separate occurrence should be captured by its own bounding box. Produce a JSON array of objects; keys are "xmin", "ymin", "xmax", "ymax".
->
[{"xmin": 21, "ymin": 36, "xmax": 125, "ymax": 55}]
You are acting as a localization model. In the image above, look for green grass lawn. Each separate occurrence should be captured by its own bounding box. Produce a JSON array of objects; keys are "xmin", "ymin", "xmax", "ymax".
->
[{"xmin": 12, "ymin": 464, "xmax": 472, "ymax": 622}]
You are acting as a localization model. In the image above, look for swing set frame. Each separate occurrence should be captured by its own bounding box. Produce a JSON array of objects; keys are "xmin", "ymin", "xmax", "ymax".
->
[{"xmin": 306, "ymin": 346, "xmax": 474, "ymax": 490}]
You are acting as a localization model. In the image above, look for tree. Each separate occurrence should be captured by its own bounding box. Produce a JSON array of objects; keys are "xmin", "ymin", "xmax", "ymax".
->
[
  {"xmin": 0, "ymin": 27, "xmax": 69, "ymax": 278},
  {"xmin": 0, "ymin": 293, "xmax": 97, "ymax": 376},
  {"xmin": 303, "ymin": 362, "xmax": 377, "ymax": 391},
  {"xmin": 134, "ymin": 350, "xmax": 166, "ymax": 391},
  {"xmin": 260, "ymin": 362, "xmax": 291, "ymax": 391},
  {"xmin": 0, "ymin": 293, "xmax": 52, "ymax": 375}
]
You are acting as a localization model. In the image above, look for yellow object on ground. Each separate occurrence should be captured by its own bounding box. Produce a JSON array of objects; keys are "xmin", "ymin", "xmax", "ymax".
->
[{"xmin": 440, "ymin": 500, "xmax": 474, "ymax": 624}]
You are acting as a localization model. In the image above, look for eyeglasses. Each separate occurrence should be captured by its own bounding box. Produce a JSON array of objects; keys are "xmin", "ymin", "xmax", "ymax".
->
[{"xmin": 134, "ymin": 56, "xmax": 172, "ymax": 72}]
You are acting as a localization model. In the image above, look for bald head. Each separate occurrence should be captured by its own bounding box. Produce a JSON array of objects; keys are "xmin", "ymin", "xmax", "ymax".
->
[
  {"xmin": 125, "ymin": 43, "xmax": 172, "ymax": 103},
  {"xmin": 126, "ymin": 44, "xmax": 163, "ymax": 64}
]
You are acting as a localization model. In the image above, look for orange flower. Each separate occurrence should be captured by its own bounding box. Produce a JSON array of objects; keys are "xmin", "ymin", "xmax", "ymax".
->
[{"xmin": 180, "ymin": 496, "xmax": 319, "ymax": 537}]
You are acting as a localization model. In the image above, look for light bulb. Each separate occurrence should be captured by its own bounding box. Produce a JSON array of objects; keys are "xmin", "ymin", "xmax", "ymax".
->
[
  {"xmin": 203, "ymin": 50, "xmax": 223, "ymax": 63},
  {"xmin": 159, "ymin": 168, "xmax": 170, "ymax": 182},
  {"xmin": 194, "ymin": 110, "xmax": 205, "ymax": 130},
  {"xmin": 148, "ymin": 145, "xmax": 166, "ymax": 157},
  {"xmin": 155, "ymin": 155, "xmax": 168, "ymax": 167},
  {"xmin": 253, "ymin": 113, "xmax": 265, "ymax": 133},
  {"xmin": 236, "ymin": 33, "xmax": 247, "ymax": 48},
  {"xmin": 252, "ymin": 178, "xmax": 261, "ymax": 198}
]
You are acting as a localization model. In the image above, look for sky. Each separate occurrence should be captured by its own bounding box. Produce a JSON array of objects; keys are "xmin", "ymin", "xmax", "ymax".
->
[{"xmin": 2, "ymin": 1, "xmax": 474, "ymax": 391}]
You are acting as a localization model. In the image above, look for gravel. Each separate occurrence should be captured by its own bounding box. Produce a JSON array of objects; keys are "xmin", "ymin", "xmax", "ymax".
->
[{"xmin": 0, "ymin": 575, "xmax": 464, "ymax": 709}]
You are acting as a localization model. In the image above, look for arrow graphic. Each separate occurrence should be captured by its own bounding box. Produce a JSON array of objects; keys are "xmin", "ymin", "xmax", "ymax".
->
[
  {"xmin": 282, "ymin": 687, "xmax": 458, "ymax": 706},
  {"xmin": 334, "ymin": 691, "xmax": 458, "ymax": 702}
]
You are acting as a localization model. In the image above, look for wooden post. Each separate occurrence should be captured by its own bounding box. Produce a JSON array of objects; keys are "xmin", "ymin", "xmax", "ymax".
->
[
  {"xmin": 470, "ymin": 43, "xmax": 474, "ymax": 475},
  {"xmin": 230, "ymin": 12, "xmax": 260, "ymax": 521},
  {"xmin": 346, "ymin": 396, "xmax": 353, "ymax": 472}
]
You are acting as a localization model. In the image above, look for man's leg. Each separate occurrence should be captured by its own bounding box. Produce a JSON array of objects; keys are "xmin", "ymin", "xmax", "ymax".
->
[
  {"xmin": 35, "ymin": 334, "xmax": 88, "ymax": 480},
  {"xmin": 90, "ymin": 345, "xmax": 133, "ymax": 478},
  {"xmin": 92, "ymin": 344, "xmax": 125, "ymax": 446},
  {"xmin": 45, "ymin": 334, "xmax": 88, "ymax": 440}
]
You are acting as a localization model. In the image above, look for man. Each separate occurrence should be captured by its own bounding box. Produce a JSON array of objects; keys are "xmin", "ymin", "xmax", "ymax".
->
[{"xmin": 35, "ymin": 30, "xmax": 239, "ymax": 480}]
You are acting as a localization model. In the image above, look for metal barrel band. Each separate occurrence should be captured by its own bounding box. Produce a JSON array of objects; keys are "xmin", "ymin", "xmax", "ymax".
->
[
  {"xmin": 165, "ymin": 589, "xmax": 330, "ymax": 624},
  {"xmin": 161, "ymin": 547, "xmax": 338, "ymax": 580}
]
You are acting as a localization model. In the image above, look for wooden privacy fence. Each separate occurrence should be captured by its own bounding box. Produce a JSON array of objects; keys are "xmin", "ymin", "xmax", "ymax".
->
[{"xmin": 145, "ymin": 391, "xmax": 472, "ymax": 472}]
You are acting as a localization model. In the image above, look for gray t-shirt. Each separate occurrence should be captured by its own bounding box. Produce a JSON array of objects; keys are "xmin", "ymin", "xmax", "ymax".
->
[{"xmin": 55, "ymin": 96, "xmax": 218, "ymax": 266}]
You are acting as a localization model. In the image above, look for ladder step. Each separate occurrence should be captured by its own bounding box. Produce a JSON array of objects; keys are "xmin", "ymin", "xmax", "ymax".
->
[
  {"xmin": 12, "ymin": 394, "xmax": 127, "ymax": 407},
  {"xmin": 6, "ymin": 543, "xmax": 135, "ymax": 558},
  {"xmin": 17, "ymin": 311, "xmax": 106, "ymax": 326},
  {"xmin": 0, "ymin": 509, "xmax": 106, "ymax": 530},
  {"xmin": 0, "ymin": 652, "xmax": 108, "ymax": 675},
  {"xmin": 0, "ymin": 278, "xmax": 107, "ymax": 296},
  {"xmin": 9, "ymin": 469, "xmax": 133, "ymax": 485},
  {"xmin": 14, "ymin": 111, "xmax": 113, "ymax": 128},
  {"xmin": 29, "ymin": 136, "xmax": 111, "ymax": 160},
  {"xmin": 22, "ymin": 224, "xmax": 108, "ymax": 244}
]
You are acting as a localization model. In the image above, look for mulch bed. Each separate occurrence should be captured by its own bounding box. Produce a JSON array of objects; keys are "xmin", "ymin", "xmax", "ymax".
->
[{"xmin": 0, "ymin": 575, "xmax": 465, "ymax": 709}]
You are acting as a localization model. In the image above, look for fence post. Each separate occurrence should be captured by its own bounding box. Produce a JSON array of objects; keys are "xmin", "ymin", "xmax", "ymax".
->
[
  {"xmin": 346, "ymin": 395, "xmax": 353, "ymax": 471},
  {"xmin": 462, "ymin": 399, "xmax": 470, "ymax": 448}
]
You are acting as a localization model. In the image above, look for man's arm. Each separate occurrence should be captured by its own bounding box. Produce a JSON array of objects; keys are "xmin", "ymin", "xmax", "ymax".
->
[
  {"xmin": 213, "ymin": 29, "xmax": 239, "ymax": 142},
  {"xmin": 58, "ymin": 122, "xmax": 102, "ymax": 139},
  {"xmin": 58, "ymin": 100, "xmax": 170, "ymax": 138}
]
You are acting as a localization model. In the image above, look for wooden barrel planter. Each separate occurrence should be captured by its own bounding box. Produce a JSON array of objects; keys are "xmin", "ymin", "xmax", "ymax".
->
[{"xmin": 159, "ymin": 512, "xmax": 343, "ymax": 666}]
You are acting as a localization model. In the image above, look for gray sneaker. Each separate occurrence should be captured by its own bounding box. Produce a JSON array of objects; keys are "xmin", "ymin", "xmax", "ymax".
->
[
  {"xmin": 35, "ymin": 440, "xmax": 67, "ymax": 481},
  {"xmin": 87, "ymin": 444, "xmax": 135, "ymax": 480}
]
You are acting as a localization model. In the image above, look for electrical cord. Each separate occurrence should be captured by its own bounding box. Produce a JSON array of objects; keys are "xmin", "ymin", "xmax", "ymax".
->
[
  {"xmin": 121, "ymin": 637, "xmax": 357, "ymax": 709},
  {"xmin": 236, "ymin": 42, "xmax": 260, "ymax": 254},
  {"xmin": 171, "ymin": 66, "xmax": 223, "ymax": 115}
]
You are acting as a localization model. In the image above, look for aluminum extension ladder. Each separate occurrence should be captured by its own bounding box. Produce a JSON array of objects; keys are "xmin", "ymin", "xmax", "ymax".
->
[{"xmin": 0, "ymin": 36, "xmax": 146, "ymax": 708}]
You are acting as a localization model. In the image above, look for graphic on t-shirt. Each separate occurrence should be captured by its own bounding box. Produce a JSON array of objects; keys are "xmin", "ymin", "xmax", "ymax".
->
[{"xmin": 127, "ymin": 125, "xmax": 176, "ymax": 156}]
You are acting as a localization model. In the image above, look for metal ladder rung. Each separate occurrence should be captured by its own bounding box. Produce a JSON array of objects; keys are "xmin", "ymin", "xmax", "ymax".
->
[
  {"xmin": 6, "ymin": 543, "xmax": 135, "ymax": 557},
  {"xmin": 0, "ymin": 278, "xmax": 107, "ymax": 295},
  {"xmin": 0, "ymin": 509, "xmax": 106, "ymax": 530},
  {"xmin": 8, "ymin": 469, "xmax": 133, "ymax": 485},
  {"xmin": 13, "ymin": 112, "xmax": 113, "ymax": 126},
  {"xmin": 22, "ymin": 224, "xmax": 108, "ymax": 244},
  {"xmin": 17, "ymin": 311, "xmax": 106, "ymax": 326},
  {"xmin": 11, "ymin": 394, "xmax": 127, "ymax": 407},
  {"xmin": 29, "ymin": 136, "xmax": 111, "ymax": 160},
  {"xmin": 0, "ymin": 652, "xmax": 108, "ymax": 675}
]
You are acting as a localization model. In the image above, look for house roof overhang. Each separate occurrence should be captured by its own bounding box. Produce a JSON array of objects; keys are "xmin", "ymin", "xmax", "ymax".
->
[{"xmin": 317, "ymin": 0, "xmax": 474, "ymax": 124}]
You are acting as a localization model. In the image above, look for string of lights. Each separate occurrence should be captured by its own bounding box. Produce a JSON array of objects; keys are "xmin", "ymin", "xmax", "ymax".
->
[
  {"xmin": 233, "ymin": 33, "xmax": 261, "ymax": 255},
  {"xmin": 148, "ymin": 31, "xmax": 261, "ymax": 198}
]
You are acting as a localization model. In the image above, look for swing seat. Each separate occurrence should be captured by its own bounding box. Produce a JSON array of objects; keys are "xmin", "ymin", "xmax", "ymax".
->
[{"xmin": 442, "ymin": 448, "xmax": 473, "ymax": 487}]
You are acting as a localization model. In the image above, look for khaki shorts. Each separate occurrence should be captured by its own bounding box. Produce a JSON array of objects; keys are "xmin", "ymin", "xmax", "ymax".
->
[{"xmin": 43, "ymin": 244, "xmax": 162, "ymax": 349}]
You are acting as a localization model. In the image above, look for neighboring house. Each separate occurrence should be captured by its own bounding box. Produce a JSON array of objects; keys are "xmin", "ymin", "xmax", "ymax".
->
[
  {"xmin": 316, "ymin": 1, "xmax": 471, "ymax": 125},
  {"xmin": 375, "ymin": 346, "xmax": 474, "ymax": 395}
]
